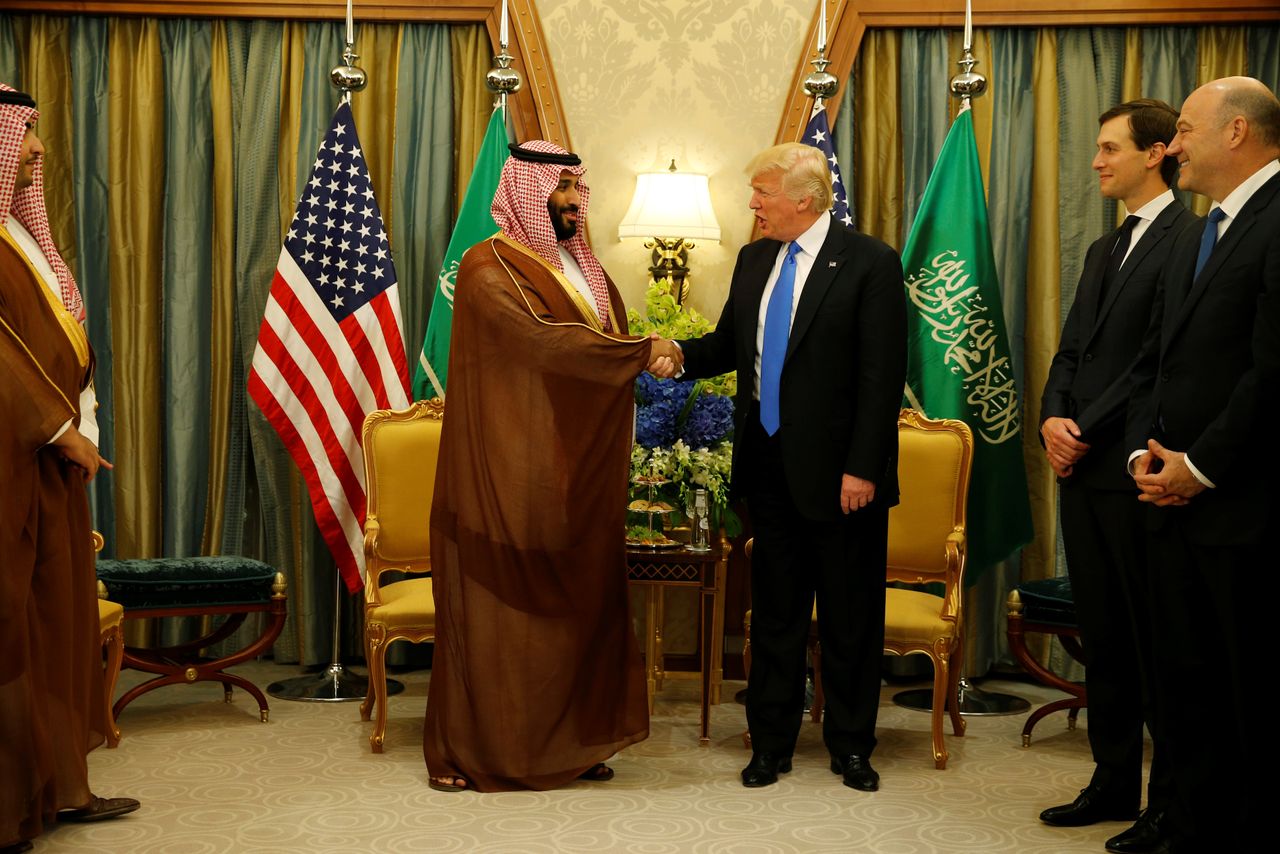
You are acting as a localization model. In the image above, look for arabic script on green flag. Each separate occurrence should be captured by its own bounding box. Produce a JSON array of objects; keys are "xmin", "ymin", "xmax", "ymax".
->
[{"xmin": 901, "ymin": 107, "xmax": 1033, "ymax": 577}]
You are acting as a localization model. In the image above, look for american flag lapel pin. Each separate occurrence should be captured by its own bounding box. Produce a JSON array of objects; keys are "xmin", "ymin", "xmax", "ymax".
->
[{"xmin": 828, "ymin": 261, "xmax": 838, "ymax": 267}]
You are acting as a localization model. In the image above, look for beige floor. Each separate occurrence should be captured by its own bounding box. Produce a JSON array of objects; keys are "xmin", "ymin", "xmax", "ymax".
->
[{"xmin": 33, "ymin": 662, "xmax": 1139, "ymax": 853}]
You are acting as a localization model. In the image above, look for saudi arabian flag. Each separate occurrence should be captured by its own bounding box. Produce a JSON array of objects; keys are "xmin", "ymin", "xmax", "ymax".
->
[
  {"xmin": 414, "ymin": 107, "xmax": 508, "ymax": 400},
  {"xmin": 901, "ymin": 106, "xmax": 1032, "ymax": 578}
]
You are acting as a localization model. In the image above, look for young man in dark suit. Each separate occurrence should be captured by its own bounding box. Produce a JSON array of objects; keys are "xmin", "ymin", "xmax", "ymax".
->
[
  {"xmin": 1038, "ymin": 99, "xmax": 1195, "ymax": 854},
  {"xmin": 673, "ymin": 142, "xmax": 906, "ymax": 792},
  {"xmin": 1126, "ymin": 77, "xmax": 1280, "ymax": 852}
]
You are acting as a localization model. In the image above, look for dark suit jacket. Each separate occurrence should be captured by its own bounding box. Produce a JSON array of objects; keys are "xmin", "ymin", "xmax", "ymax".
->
[
  {"xmin": 1041, "ymin": 199, "xmax": 1198, "ymax": 490},
  {"xmin": 678, "ymin": 220, "xmax": 907, "ymax": 522},
  {"xmin": 1126, "ymin": 168, "xmax": 1280, "ymax": 545}
]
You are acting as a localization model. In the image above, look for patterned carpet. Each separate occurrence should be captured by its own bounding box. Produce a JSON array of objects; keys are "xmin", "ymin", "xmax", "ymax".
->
[{"xmin": 31, "ymin": 662, "xmax": 1141, "ymax": 853}]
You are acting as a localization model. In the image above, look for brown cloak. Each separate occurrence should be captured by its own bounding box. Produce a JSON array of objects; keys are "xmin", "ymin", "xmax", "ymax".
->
[
  {"xmin": 422, "ymin": 235, "xmax": 651, "ymax": 791},
  {"xmin": 1, "ymin": 232, "xmax": 101, "ymax": 847}
]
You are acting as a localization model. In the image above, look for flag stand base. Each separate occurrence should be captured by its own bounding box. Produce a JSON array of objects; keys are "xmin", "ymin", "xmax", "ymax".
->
[
  {"xmin": 266, "ymin": 572, "xmax": 404, "ymax": 702},
  {"xmin": 267, "ymin": 663, "xmax": 403, "ymax": 702},
  {"xmin": 893, "ymin": 677, "xmax": 1030, "ymax": 717}
]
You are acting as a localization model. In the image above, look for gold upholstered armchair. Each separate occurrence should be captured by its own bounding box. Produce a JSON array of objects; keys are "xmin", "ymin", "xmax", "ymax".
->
[
  {"xmin": 93, "ymin": 531, "xmax": 124, "ymax": 748},
  {"xmin": 359, "ymin": 398, "xmax": 443, "ymax": 753},
  {"xmin": 882, "ymin": 408, "xmax": 974, "ymax": 769}
]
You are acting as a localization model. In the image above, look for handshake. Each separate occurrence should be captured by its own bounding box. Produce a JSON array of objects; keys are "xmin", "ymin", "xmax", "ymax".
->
[{"xmin": 646, "ymin": 332, "xmax": 684, "ymax": 379}]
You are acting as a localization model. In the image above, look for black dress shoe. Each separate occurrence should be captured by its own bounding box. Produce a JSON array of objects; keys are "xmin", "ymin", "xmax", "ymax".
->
[
  {"xmin": 741, "ymin": 752, "xmax": 792, "ymax": 787},
  {"xmin": 1, "ymin": 841, "xmax": 34, "ymax": 854},
  {"xmin": 1039, "ymin": 787, "xmax": 1138, "ymax": 827},
  {"xmin": 57, "ymin": 795, "xmax": 141, "ymax": 823},
  {"xmin": 1106, "ymin": 809, "xmax": 1168, "ymax": 854},
  {"xmin": 830, "ymin": 754, "xmax": 879, "ymax": 791}
]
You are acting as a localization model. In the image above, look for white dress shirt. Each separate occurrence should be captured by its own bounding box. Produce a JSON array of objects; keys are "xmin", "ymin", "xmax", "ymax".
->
[
  {"xmin": 751, "ymin": 213, "xmax": 832, "ymax": 400},
  {"xmin": 1117, "ymin": 189, "xmax": 1175, "ymax": 267}
]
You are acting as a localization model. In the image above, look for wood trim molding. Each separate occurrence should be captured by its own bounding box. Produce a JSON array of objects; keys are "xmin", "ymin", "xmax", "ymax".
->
[
  {"xmin": 1, "ymin": 0, "xmax": 571, "ymax": 147},
  {"xmin": 777, "ymin": 0, "xmax": 1280, "ymax": 143}
]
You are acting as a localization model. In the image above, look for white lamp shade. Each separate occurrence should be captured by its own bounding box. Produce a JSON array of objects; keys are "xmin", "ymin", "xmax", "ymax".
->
[{"xmin": 617, "ymin": 171, "xmax": 721, "ymax": 242}]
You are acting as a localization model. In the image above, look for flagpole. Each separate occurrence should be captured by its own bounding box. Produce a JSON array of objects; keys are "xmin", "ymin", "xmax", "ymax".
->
[
  {"xmin": 487, "ymin": 0, "xmax": 522, "ymax": 116},
  {"xmin": 891, "ymin": 0, "xmax": 1031, "ymax": 719},
  {"xmin": 268, "ymin": 0, "xmax": 403, "ymax": 704}
]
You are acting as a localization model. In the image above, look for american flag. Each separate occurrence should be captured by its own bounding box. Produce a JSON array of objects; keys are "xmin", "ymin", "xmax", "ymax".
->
[
  {"xmin": 248, "ymin": 102, "xmax": 411, "ymax": 593},
  {"xmin": 802, "ymin": 99, "xmax": 853, "ymax": 227}
]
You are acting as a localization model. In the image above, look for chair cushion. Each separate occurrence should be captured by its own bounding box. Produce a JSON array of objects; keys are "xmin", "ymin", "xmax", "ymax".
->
[
  {"xmin": 1016, "ymin": 577, "xmax": 1077, "ymax": 627},
  {"xmin": 368, "ymin": 577, "xmax": 436, "ymax": 633},
  {"xmin": 96, "ymin": 556, "xmax": 278, "ymax": 609},
  {"xmin": 98, "ymin": 599, "xmax": 124, "ymax": 633},
  {"xmin": 884, "ymin": 588, "xmax": 955, "ymax": 645}
]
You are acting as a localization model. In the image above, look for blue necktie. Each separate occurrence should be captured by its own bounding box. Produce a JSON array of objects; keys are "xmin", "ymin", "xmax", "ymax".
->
[
  {"xmin": 760, "ymin": 241, "xmax": 802, "ymax": 436},
  {"xmin": 1194, "ymin": 207, "xmax": 1227, "ymax": 281}
]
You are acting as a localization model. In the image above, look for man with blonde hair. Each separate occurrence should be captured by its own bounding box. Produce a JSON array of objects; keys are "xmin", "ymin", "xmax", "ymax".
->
[
  {"xmin": 1125, "ymin": 76, "xmax": 1280, "ymax": 851},
  {"xmin": 674, "ymin": 141, "xmax": 906, "ymax": 791}
]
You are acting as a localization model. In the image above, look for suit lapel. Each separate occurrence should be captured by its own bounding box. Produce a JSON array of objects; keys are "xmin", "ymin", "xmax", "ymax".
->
[
  {"xmin": 739, "ymin": 239, "xmax": 779, "ymax": 369},
  {"xmin": 784, "ymin": 223, "xmax": 845, "ymax": 362},
  {"xmin": 1078, "ymin": 231, "xmax": 1112, "ymax": 335},
  {"xmin": 1089, "ymin": 202, "xmax": 1180, "ymax": 338},
  {"xmin": 1165, "ymin": 172, "xmax": 1280, "ymax": 347}
]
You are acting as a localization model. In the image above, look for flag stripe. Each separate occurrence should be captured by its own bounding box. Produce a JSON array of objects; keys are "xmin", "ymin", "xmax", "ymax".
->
[
  {"xmin": 268, "ymin": 275, "xmax": 368, "ymax": 438},
  {"xmin": 248, "ymin": 370, "xmax": 363, "ymax": 584},
  {"xmin": 254, "ymin": 312, "xmax": 367, "ymax": 508}
]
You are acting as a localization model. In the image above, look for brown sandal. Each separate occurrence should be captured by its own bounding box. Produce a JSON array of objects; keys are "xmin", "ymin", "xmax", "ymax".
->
[
  {"xmin": 57, "ymin": 795, "xmax": 141, "ymax": 823},
  {"xmin": 578, "ymin": 762, "xmax": 615, "ymax": 782},
  {"xmin": 428, "ymin": 775, "xmax": 470, "ymax": 793}
]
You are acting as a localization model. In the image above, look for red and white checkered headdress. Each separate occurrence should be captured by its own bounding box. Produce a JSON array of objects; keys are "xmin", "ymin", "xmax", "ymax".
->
[
  {"xmin": 491, "ymin": 140, "xmax": 613, "ymax": 330},
  {"xmin": 0, "ymin": 82, "xmax": 85, "ymax": 322}
]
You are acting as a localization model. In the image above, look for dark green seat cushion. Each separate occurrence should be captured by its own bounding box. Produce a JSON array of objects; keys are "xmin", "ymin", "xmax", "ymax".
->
[
  {"xmin": 96, "ymin": 556, "xmax": 277, "ymax": 609},
  {"xmin": 1017, "ymin": 577, "xmax": 1077, "ymax": 628}
]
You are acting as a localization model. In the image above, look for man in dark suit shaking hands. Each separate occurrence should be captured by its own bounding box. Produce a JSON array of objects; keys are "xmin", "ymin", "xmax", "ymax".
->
[
  {"xmin": 1038, "ymin": 99, "xmax": 1194, "ymax": 854},
  {"xmin": 1125, "ymin": 77, "xmax": 1280, "ymax": 852},
  {"xmin": 673, "ymin": 143, "xmax": 906, "ymax": 791}
]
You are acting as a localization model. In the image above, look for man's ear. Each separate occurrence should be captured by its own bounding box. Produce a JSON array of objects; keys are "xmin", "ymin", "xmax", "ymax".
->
[{"xmin": 1147, "ymin": 141, "xmax": 1167, "ymax": 169}]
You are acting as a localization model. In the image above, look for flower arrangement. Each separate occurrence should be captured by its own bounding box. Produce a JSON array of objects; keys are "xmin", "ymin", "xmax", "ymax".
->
[{"xmin": 628, "ymin": 280, "xmax": 741, "ymax": 537}]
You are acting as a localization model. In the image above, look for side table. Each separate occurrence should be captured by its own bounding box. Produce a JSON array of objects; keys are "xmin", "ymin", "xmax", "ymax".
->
[{"xmin": 626, "ymin": 540, "xmax": 730, "ymax": 744}]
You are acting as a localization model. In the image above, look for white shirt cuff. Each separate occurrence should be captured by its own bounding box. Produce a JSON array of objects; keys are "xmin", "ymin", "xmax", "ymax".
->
[
  {"xmin": 671, "ymin": 340, "xmax": 685, "ymax": 379},
  {"xmin": 48, "ymin": 419, "xmax": 72, "ymax": 445},
  {"xmin": 1183, "ymin": 453, "xmax": 1216, "ymax": 488},
  {"xmin": 1126, "ymin": 449, "xmax": 1145, "ymax": 476}
]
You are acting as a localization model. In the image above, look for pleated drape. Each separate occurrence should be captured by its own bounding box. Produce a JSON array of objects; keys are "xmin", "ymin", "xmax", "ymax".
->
[
  {"xmin": 159, "ymin": 19, "xmax": 214, "ymax": 558},
  {"xmin": 68, "ymin": 17, "xmax": 114, "ymax": 540},
  {"xmin": 107, "ymin": 17, "xmax": 165, "ymax": 559},
  {"xmin": 854, "ymin": 29, "xmax": 902, "ymax": 248},
  {"xmin": 394, "ymin": 24, "xmax": 454, "ymax": 376},
  {"xmin": 451, "ymin": 25, "xmax": 493, "ymax": 211}
]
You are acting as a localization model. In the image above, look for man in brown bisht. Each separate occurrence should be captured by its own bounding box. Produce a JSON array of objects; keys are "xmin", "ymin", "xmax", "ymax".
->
[
  {"xmin": 0, "ymin": 83, "xmax": 138, "ymax": 854},
  {"xmin": 423, "ymin": 140, "xmax": 678, "ymax": 792}
]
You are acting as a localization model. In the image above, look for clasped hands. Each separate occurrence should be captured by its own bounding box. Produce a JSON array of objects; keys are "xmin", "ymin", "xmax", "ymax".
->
[
  {"xmin": 646, "ymin": 332, "xmax": 684, "ymax": 378},
  {"xmin": 1040, "ymin": 417, "xmax": 1089, "ymax": 478},
  {"xmin": 1131, "ymin": 439, "xmax": 1205, "ymax": 507}
]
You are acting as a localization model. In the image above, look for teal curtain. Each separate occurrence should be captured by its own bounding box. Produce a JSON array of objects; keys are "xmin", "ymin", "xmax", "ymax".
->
[
  {"xmin": 0, "ymin": 18, "xmax": 17, "ymax": 88},
  {"xmin": 69, "ymin": 17, "xmax": 115, "ymax": 546},
  {"xmin": 160, "ymin": 18, "xmax": 214, "ymax": 558},
  {"xmin": 394, "ymin": 23, "xmax": 454, "ymax": 370},
  {"xmin": 899, "ymin": 29, "xmax": 950, "ymax": 240}
]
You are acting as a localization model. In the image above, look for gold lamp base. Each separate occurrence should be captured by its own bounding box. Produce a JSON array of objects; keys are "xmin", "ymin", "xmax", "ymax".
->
[{"xmin": 644, "ymin": 236, "xmax": 694, "ymax": 305}]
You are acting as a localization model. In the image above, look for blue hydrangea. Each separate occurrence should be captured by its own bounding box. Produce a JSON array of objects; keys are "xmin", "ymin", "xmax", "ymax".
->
[{"xmin": 680, "ymin": 392, "xmax": 734, "ymax": 449}]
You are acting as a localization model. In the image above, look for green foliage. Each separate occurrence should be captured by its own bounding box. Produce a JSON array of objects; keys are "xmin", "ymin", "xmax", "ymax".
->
[{"xmin": 627, "ymin": 278, "xmax": 736, "ymax": 398}]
